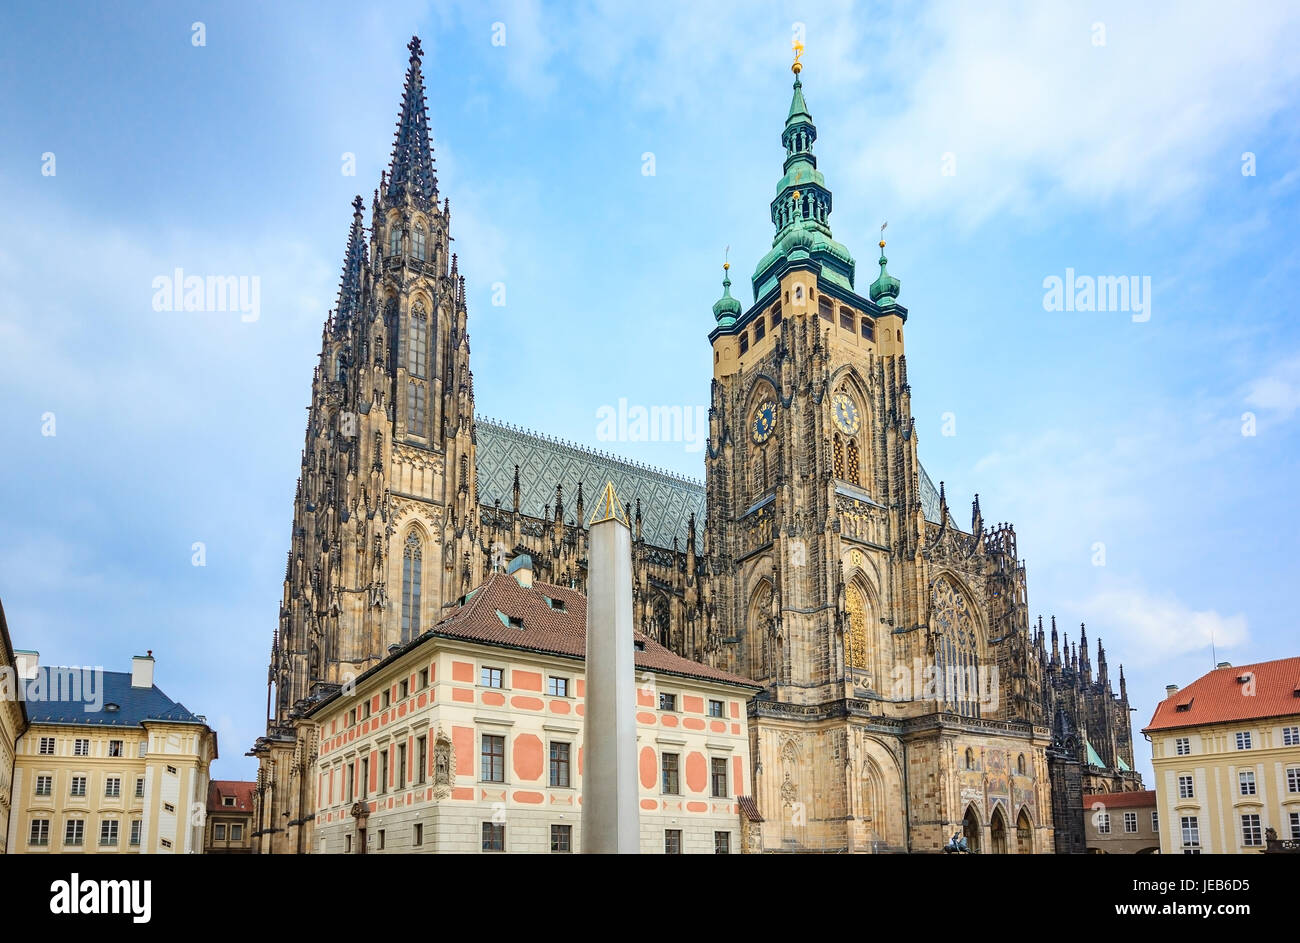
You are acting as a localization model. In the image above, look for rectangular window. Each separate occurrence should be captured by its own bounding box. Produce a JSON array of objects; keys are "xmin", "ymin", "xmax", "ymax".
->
[
  {"xmin": 377, "ymin": 829, "xmax": 385, "ymax": 851},
  {"xmin": 861, "ymin": 319, "xmax": 874, "ymax": 341},
  {"xmin": 70, "ymin": 776, "xmax": 86, "ymax": 797},
  {"xmin": 770, "ymin": 304, "xmax": 782, "ymax": 326},
  {"xmin": 1290, "ymin": 812, "xmax": 1300, "ymax": 841},
  {"xmin": 1236, "ymin": 731, "xmax": 1252, "ymax": 750},
  {"xmin": 482, "ymin": 734, "xmax": 505, "ymax": 783},
  {"xmin": 1152, "ymin": 810, "xmax": 1159, "ymax": 832},
  {"xmin": 659, "ymin": 692, "xmax": 676, "ymax": 711},
  {"xmin": 417, "ymin": 736, "xmax": 427, "ymax": 785},
  {"xmin": 1178, "ymin": 775, "xmax": 1194, "ymax": 799},
  {"xmin": 108, "ymin": 740, "xmax": 123, "ymax": 757},
  {"xmin": 1123, "ymin": 811, "xmax": 1137, "ymax": 833},
  {"xmin": 708, "ymin": 699, "xmax": 724, "ymax": 718},
  {"xmin": 818, "ymin": 297, "xmax": 833, "ymax": 320},
  {"xmin": 419, "ymin": 668, "xmax": 429, "ymax": 689},
  {"xmin": 73, "ymin": 739, "xmax": 89, "ymax": 757},
  {"xmin": 1241, "ymin": 813, "xmax": 1262, "ymax": 847},
  {"xmin": 397, "ymin": 743, "xmax": 407, "ymax": 789},
  {"xmin": 1284, "ymin": 725, "xmax": 1300, "ymax": 747},
  {"xmin": 379, "ymin": 750, "xmax": 389, "ymax": 794},
  {"xmin": 381, "ymin": 690, "xmax": 390, "ymax": 709},
  {"xmin": 231, "ymin": 824, "xmax": 242, "ymax": 841},
  {"xmin": 1180, "ymin": 816, "xmax": 1200, "ymax": 854},
  {"xmin": 482, "ymin": 822, "xmax": 505, "ymax": 852},
  {"xmin": 160, "ymin": 838, "xmax": 172, "ymax": 849},
  {"xmin": 35, "ymin": 775, "xmax": 52, "ymax": 797},
  {"xmin": 1239, "ymin": 770, "xmax": 1256, "ymax": 796},
  {"xmin": 99, "ymin": 820, "xmax": 119, "ymax": 846},
  {"xmin": 754, "ymin": 317, "xmax": 765, "ymax": 342},
  {"xmin": 714, "ymin": 831, "xmax": 730, "ymax": 854},
  {"xmin": 362, "ymin": 701, "xmax": 371, "ymax": 719},
  {"xmin": 661, "ymin": 753, "xmax": 680, "ymax": 794},
  {"xmin": 1174, "ymin": 737, "xmax": 1190, "ymax": 756},
  {"xmin": 711, "ymin": 757, "xmax": 728, "ymax": 798},
  {"xmin": 413, "ymin": 823, "xmax": 423, "ymax": 847},
  {"xmin": 214, "ymin": 823, "xmax": 226, "ymax": 841},
  {"xmin": 130, "ymin": 821, "xmax": 142, "ymax": 846},
  {"xmin": 223, "ymin": 796, "xmax": 235, "ymax": 806},
  {"xmin": 348, "ymin": 708, "xmax": 357, "ymax": 727},
  {"xmin": 550, "ymin": 742, "xmax": 571, "ymax": 788},
  {"xmin": 481, "ymin": 666, "xmax": 503, "ymax": 689},
  {"xmin": 1287, "ymin": 767, "xmax": 1300, "ymax": 794},
  {"xmin": 163, "ymin": 802, "xmax": 175, "ymax": 814},
  {"xmin": 1096, "ymin": 813, "xmax": 1110, "ymax": 834},
  {"xmin": 739, "ymin": 331, "xmax": 749, "ymax": 355},
  {"xmin": 346, "ymin": 761, "xmax": 355, "ymax": 801},
  {"xmin": 399, "ymin": 679, "xmax": 408, "ymax": 700},
  {"xmin": 839, "ymin": 308, "xmax": 854, "ymax": 330},
  {"xmin": 361, "ymin": 757, "xmax": 369, "ymax": 798},
  {"xmin": 135, "ymin": 777, "xmax": 144, "ymax": 798},
  {"xmin": 105, "ymin": 776, "xmax": 121, "ymax": 798},
  {"xmin": 345, "ymin": 834, "xmax": 352, "ymax": 854},
  {"xmin": 38, "ymin": 737, "xmax": 55, "ymax": 755},
  {"xmin": 547, "ymin": 676, "xmax": 569, "ymax": 697},
  {"xmin": 550, "ymin": 824, "xmax": 572, "ymax": 853},
  {"xmin": 664, "ymin": 829, "xmax": 682, "ymax": 854},
  {"xmin": 29, "ymin": 820, "xmax": 49, "ymax": 846},
  {"xmin": 166, "ymin": 764, "xmax": 177, "ymax": 775},
  {"xmin": 64, "ymin": 820, "xmax": 84, "ymax": 846}
]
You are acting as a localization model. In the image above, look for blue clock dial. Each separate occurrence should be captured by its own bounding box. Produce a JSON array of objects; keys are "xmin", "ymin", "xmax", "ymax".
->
[{"xmin": 752, "ymin": 401, "xmax": 777, "ymax": 444}]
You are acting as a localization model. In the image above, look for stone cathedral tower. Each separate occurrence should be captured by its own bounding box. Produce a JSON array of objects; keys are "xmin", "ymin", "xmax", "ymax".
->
[
  {"xmin": 704, "ymin": 59, "xmax": 1054, "ymax": 852},
  {"xmin": 269, "ymin": 37, "xmax": 477, "ymax": 723}
]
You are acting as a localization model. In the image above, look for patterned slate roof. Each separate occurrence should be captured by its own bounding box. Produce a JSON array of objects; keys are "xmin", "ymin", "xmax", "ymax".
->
[
  {"xmin": 23, "ymin": 669, "xmax": 204, "ymax": 727},
  {"xmin": 476, "ymin": 418, "xmax": 705, "ymax": 548},
  {"xmin": 1143, "ymin": 657, "xmax": 1300, "ymax": 733},
  {"xmin": 478, "ymin": 416, "xmax": 952, "ymax": 544}
]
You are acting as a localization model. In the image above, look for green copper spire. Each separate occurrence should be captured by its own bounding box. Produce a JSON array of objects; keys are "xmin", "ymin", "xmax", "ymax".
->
[
  {"xmin": 712, "ymin": 261, "xmax": 741, "ymax": 326},
  {"xmin": 869, "ymin": 236, "xmax": 901, "ymax": 305},
  {"xmin": 750, "ymin": 61, "xmax": 857, "ymax": 298}
]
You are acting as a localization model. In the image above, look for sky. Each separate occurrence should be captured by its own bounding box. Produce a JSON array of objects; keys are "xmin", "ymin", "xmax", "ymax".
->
[{"xmin": 1, "ymin": 0, "xmax": 1298, "ymax": 784}]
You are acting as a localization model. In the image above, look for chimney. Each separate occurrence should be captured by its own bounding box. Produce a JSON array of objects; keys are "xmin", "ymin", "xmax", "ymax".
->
[
  {"xmin": 1165, "ymin": 683, "xmax": 1179, "ymax": 697},
  {"xmin": 14, "ymin": 650, "xmax": 39, "ymax": 680},
  {"xmin": 507, "ymin": 554, "xmax": 534, "ymax": 589},
  {"xmin": 132, "ymin": 651, "xmax": 155, "ymax": 689},
  {"xmin": 1216, "ymin": 661, "xmax": 1231, "ymax": 669}
]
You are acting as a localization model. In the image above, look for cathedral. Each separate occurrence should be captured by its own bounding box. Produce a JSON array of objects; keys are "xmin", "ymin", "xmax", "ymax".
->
[{"xmin": 251, "ymin": 36, "xmax": 1138, "ymax": 853}]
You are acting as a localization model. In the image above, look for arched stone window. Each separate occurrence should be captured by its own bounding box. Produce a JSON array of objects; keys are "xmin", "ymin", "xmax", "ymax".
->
[
  {"xmin": 652, "ymin": 597, "xmax": 670, "ymax": 648},
  {"xmin": 1017, "ymin": 753, "xmax": 1026, "ymax": 775},
  {"xmin": 844, "ymin": 583, "xmax": 869, "ymax": 674},
  {"xmin": 933, "ymin": 577, "xmax": 981, "ymax": 718},
  {"xmin": 408, "ymin": 302, "xmax": 428, "ymax": 379},
  {"xmin": 407, "ymin": 381, "xmax": 425, "ymax": 436},
  {"xmin": 846, "ymin": 438, "xmax": 860, "ymax": 485},
  {"xmin": 413, "ymin": 225, "xmax": 427, "ymax": 261},
  {"xmin": 401, "ymin": 531, "xmax": 422, "ymax": 642},
  {"xmin": 748, "ymin": 582, "xmax": 774, "ymax": 682},
  {"xmin": 965, "ymin": 747, "xmax": 975, "ymax": 770},
  {"xmin": 388, "ymin": 225, "xmax": 402, "ymax": 257},
  {"xmin": 833, "ymin": 435, "xmax": 845, "ymax": 479}
]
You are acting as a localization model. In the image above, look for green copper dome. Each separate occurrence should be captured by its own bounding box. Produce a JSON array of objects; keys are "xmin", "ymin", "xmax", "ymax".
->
[
  {"xmin": 712, "ymin": 268, "xmax": 741, "ymax": 325},
  {"xmin": 869, "ymin": 244, "xmax": 901, "ymax": 305}
]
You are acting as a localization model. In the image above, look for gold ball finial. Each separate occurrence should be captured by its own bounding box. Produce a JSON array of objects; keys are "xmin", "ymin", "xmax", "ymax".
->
[
  {"xmin": 723, "ymin": 262, "xmax": 730, "ymax": 271},
  {"xmin": 792, "ymin": 189, "xmax": 801, "ymax": 201},
  {"xmin": 792, "ymin": 60, "xmax": 802, "ymax": 74},
  {"xmin": 792, "ymin": 39, "xmax": 804, "ymax": 74},
  {"xmin": 879, "ymin": 239, "xmax": 886, "ymax": 249}
]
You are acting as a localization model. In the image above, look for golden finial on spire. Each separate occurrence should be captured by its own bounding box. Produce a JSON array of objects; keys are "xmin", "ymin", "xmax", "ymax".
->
[
  {"xmin": 724, "ymin": 245, "xmax": 730, "ymax": 272},
  {"xmin": 792, "ymin": 39, "xmax": 804, "ymax": 74},
  {"xmin": 879, "ymin": 220, "xmax": 888, "ymax": 249}
]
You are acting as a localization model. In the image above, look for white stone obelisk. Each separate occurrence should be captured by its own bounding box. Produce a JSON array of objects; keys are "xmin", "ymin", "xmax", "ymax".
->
[{"xmin": 582, "ymin": 482, "xmax": 639, "ymax": 853}]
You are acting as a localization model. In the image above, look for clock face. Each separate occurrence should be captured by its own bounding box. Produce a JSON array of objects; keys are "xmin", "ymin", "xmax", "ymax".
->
[
  {"xmin": 752, "ymin": 401, "xmax": 777, "ymax": 444},
  {"xmin": 832, "ymin": 393, "xmax": 860, "ymax": 435}
]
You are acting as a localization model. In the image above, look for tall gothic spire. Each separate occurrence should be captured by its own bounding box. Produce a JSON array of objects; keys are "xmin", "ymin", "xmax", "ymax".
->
[
  {"xmin": 333, "ymin": 195, "xmax": 368, "ymax": 333},
  {"xmin": 386, "ymin": 36, "xmax": 438, "ymax": 204}
]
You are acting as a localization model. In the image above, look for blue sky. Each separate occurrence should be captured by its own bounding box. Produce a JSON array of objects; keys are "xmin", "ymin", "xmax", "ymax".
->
[{"xmin": 1, "ymin": 1, "xmax": 1298, "ymax": 783}]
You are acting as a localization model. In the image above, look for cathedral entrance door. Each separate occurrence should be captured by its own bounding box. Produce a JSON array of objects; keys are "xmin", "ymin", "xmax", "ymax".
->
[{"xmin": 990, "ymin": 807, "xmax": 1008, "ymax": 854}]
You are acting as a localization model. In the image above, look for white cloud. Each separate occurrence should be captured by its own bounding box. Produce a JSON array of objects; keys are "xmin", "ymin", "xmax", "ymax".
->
[
  {"xmin": 1245, "ymin": 355, "xmax": 1300, "ymax": 419},
  {"xmin": 1077, "ymin": 586, "xmax": 1248, "ymax": 666}
]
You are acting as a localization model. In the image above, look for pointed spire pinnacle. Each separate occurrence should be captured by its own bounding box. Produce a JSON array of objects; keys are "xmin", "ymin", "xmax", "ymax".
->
[
  {"xmin": 712, "ymin": 253, "xmax": 741, "ymax": 325},
  {"xmin": 869, "ymin": 224, "xmax": 901, "ymax": 305},
  {"xmin": 386, "ymin": 36, "xmax": 438, "ymax": 204},
  {"xmin": 589, "ymin": 481, "xmax": 629, "ymax": 527},
  {"xmin": 333, "ymin": 195, "xmax": 368, "ymax": 333}
]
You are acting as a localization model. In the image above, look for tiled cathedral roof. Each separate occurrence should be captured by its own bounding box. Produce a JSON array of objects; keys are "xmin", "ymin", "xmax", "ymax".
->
[
  {"xmin": 477, "ymin": 416, "xmax": 951, "ymax": 549},
  {"xmin": 476, "ymin": 418, "xmax": 706, "ymax": 548}
]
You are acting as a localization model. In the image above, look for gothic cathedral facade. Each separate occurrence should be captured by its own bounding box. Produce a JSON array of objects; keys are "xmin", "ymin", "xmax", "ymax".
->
[{"xmin": 252, "ymin": 38, "xmax": 1136, "ymax": 854}]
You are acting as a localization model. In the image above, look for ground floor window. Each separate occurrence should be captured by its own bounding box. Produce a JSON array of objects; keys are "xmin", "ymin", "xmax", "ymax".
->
[
  {"xmin": 714, "ymin": 831, "xmax": 730, "ymax": 854},
  {"xmin": 664, "ymin": 829, "xmax": 682, "ymax": 854},
  {"xmin": 550, "ymin": 824, "xmax": 571, "ymax": 853},
  {"xmin": 483, "ymin": 822, "xmax": 505, "ymax": 852}
]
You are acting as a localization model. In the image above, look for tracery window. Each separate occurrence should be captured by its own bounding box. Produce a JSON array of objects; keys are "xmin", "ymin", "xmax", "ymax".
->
[
  {"xmin": 407, "ymin": 380, "xmax": 425, "ymax": 435},
  {"xmin": 413, "ymin": 225, "xmax": 427, "ymax": 261},
  {"xmin": 401, "ymin": 532, "xmax": 422, "ymax": 642},
  {"xmin": 846, "ymin": 439, "xmax": 860, "ymax": 485},
  {"xmin": 845, "ymin": 583, "xmax": 868, "ymax": 672},
  {"xmin": 388, "ymin": 225, "xmax": 402, "ymax": 257},
  {"xmin": 933, "ymin": 578, "xmax": 981, "ymax": 718},
  {"xmin": 408, "ymin": 302, "xmax": 428, "ymax": 378},
  {"xmin": 833, "ymin": 435, "xmax": 845, "ymax": 479},
  {"xmin": 749, "ymin": 582, "xmax": 773, "ymax": 682}
]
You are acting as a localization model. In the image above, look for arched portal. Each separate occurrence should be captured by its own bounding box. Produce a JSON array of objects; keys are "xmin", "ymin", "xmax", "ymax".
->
[
  {"xmin": 962, "ymin": 804, "xmax": 982, "ymax": 854},
  {"xmin": 1016, "ymin": 809, "xmax": 1033, "ymax": 854},
  {"xmin": 990, "ymin": 806, "xmax": 1009, "ymax": 855}
]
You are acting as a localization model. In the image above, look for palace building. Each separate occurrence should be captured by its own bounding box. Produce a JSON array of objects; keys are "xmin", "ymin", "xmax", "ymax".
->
[{"xmin": 253, "ymin": 36, "xmax": 1138, "ymax": 853}]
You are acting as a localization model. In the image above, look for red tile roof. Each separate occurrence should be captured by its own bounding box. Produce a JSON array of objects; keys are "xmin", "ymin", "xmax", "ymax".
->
[
  {"xmin": 1143, "ymin": 656, "xmax": 1300, "ymax": 733},
  {"xmin": 430, "ymin": 573, "xmax": 760, "ymax": 689},
  {"xmin": 208, "ymin": 779, "xmax": 256, "ymax": 813},
  {"xmin": 1080, "ymin": 789, "xmax": 1155, "ymax": 809}
]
